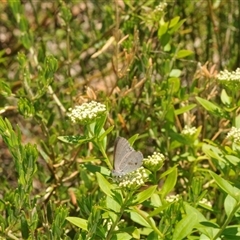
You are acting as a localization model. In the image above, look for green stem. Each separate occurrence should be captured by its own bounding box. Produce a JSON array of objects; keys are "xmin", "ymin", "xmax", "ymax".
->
[
  {"xmin": 133, "ymin": 206, "xmax": 164, "ymax": 239},
  {"xmin": 99, "ymin": 144, "xmax": 112, "ymax": 169},
  {"xmin": 213, "ymin": 201, "xmax": 240, "ymax": 240},
  {"xmin": 106, "ymin": 191, "xmax": 132, "ymax": 240}
]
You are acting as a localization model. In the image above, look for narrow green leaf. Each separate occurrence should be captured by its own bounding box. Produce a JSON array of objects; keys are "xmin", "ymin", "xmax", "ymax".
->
[
  {"xmin": 0, "ymin": 79, "xmax": 12, "ymax": 96},
  {"xmin": 94, "ymin": 112, "xmax": 107, "ymax": 137},
  {"xmin": 169, "ymin": 19, "xmax": 186, "ymax": 34},
  {"xmin": 96, "ymin": 172, "xmax": 113, "ymax": 197},
  {"xmin": 210, "ymin": 171, "xmax": 240, "ymax": 200},
  {"xmin": 114, "ymin": 232, "xmax": 132, "ymax": 240},
  {"xmin": 184, "ymin": 202, "xmax": 207, "ymax": 222},
  {"xmin": 169, "ymin": 69, "xmax": 181, "ymax": 77},
  {"xmin": 169, "ymin": 16, "xmax": 180, "ymax": 28},
  {"xmin": 221, "ymin": 89, "xmax": 231, "ymax": 105},
  {"xmin": 21, "ymin": 215, "xmax": 29, "ymax": 239},
  {"xmin": 106, "ymin": 195, "xmax": 121, "ymax": 213},
  {"xmin": 202, "ymin": 144, "xmax": 226, "ymax": 163},
  {"xmin": 161, "ymin": 167, "xmax": 177, "ymax": 197},
  {"xmin": 130, "ymin": 211, "xmax": 151, "ymax": 228},
  {"xmin": 196, "ymin": 96, "xmax": 225, "ymax": 117},
  {"xmin": 148, "ymin": 202, "xmax": 172, "ymax": 217},
  {"xmin": 160, "ymin": 165, "xmax": 178, "ymax": 179},
  {"xmin": 222, "ymin": 225, "xmax": 240, "ymax": 239},
  {"xmin": 99, "ymin": 125, "xmax": 114, "ymax": 141},
  {"xmin": 133, "ymin": 185, "xmax": 157, "ymax": 204},
  {"xmin": 236, "ymin": 114, "xmax": 240, "ymax": 128},
  {"xmin": 128, "ymin": 134, "xmax": 140, "ymax": 145},
  {"xmin": 66, "ymin": 217, "xmax": 87, "ymax": 230},
  {"xmin": 172, "ymin": 213, "xmax": 198, "ymax": 240},
  {"xmin": 175, "ymin": 104, "xmax": 196, "ymax": 115},
  {"xmin": 225, "ymin": 155, "xmax": 240, "ymax": 166},
  {"xmin": 224, "ymin": 195, "xmax": 237, "ymax": 218},
  {"xmin": 168, "ymin": 77, "xmax": 180, "ymax": 93},
  {"xmin": 58, "ymin": 135, "xmax": 91, "ymax": 144},
  {"xmin": 158, "ymin": 23, "xmax": 168, "ymax": 37},
  {"xmin": 176, "ymin": 49, "xmax": 193, "ymax": 59}
]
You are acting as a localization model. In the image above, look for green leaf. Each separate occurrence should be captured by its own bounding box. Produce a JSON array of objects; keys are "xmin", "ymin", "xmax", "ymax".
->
[
  {"xmin": 202, "ymin": 144, "xmax": 226, "ymax": 164},
  {"xmin": 18, "ymin": 97, "xmax": 35, "ymax": 118},
  {"xmin": 106, "ymin": 195, "xmax": 121, "ymax": 213},
  {"xmin": 96, "ymin": 172, "xmax": 113, "ymax": 197},
  {"xmin": 169, "ymin": 16, "xmax": 180, "ymax": 28},
  {"xmin": 129, "ymin": 210, "xmax": 151, "ymax": 228},
  {"xmin": 224, "ymin": 195, "xmax": 237, "ymax": 218},
  {"xmin": 235, "ymin": 114, "xmax": 240, "ymax": 129},
  {"xmin": 222, "ymin": 225, "xmax": 240, "ymax": 239},
  {"xmin": 60, "ymin": 5, "xmax": 72, "ymax": 23},
  {"xmin": 99, "ymin": 125, "xmax": 114, "ymax": 141},
  {"xmin": 169, "ymin": 69, "xmax": 181, "ymax": 77},
  {"xmin": 225, "ymin": 155, "xmax": 240, "ymax": 166},
  {"xmin": 169, "ymin": 131, "xmax": 190, "ymax": 147},
  {"xmin": 172, "ymin": 212, "xmax": 198, "ymax": 240},
  {"xmin": 184, "ymin": 202, "xmax": 207, "ymax": 222},
  {"xmin": 160, "ymin": 33, "xmax": 171, "ymax": 47},
  {"xmin": 114, "ymin": 232, "xmax": 132, "ymax": 240},
  {"xmin": 128, "ymin": 134, "xmax": 140, "ymax": 145},
  {"xmin": 21, "ymin": 215, "xmax": 29, "ymax": 239},
  {"xmin": 0, "ymin": 79, "xmax": 12, "ymax": 96},
  {"xmin": 161, "ymin": 167, "xmax": 177, "ymax": 197},
  {"xmin": 94, "ymin": 112, "xmax": 107, "ymax": 137},
  {"xmin": 9, "ymin": 0, "xmax": 22, "ymax": 20},
  {"xmin": 176, "ymin": 49, "xmax": 193, "ymax": 59},
  {"xmin": 160, "ymin": 165, "xmax": 178, "ymax": 179},
  {"xmin": 221, "ymin": 89, "xmax": 231, "ymax": 105},
  {"xmin": 148, "ymin": 202, "xmax": 172, "ymax": 217},
  {"xmin": 58, "ymin": 135, "xmax": 91, "ymax": 144},
  {"xmin": 66, "ymin": 217, "xmax": 87, "ymax": 230},
  {"xmin": 174, "ymin": 104, "xmax": 196, "ymax": 115},
  {"xmin": 210, "ymin": 171, "xmax": 240, "ymax": 200},
  {"xmin": 196, "ymin": 96, "xmax": 225, "ymax": 117},
  {"xmin": 133, "ymin": 185, "xmax": 157, "ymax": 204},
  {"xmin": 158, "ymin": 22, "xmax": 168, "ymax": 37},
  {"xmin": 85, "ymin": 164, "xmax": 111, "ymax": 176},
  {"xmin": 168, "ymin": 77, "xmax": 180, "ymax": 93},
  {"xmin": 169, "ymin": 19, "xmax": 186, "ymax": 34}
]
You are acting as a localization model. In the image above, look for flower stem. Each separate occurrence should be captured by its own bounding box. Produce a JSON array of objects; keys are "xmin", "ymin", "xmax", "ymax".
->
[{"xmin": 106, "ymin": 191, "xmax": 132, "ymax": 240}]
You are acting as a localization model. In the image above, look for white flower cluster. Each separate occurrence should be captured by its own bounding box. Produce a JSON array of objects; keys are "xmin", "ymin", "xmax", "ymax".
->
[
  {"xmin": 227, "ymin": 127, "xmax": 240, "ymax": 143},
  {"xmin": 199, "ymin": 198, "xmax": 212, "ymax": 208},
  {"xmin": 143, "ymin": 152, "xmax": 165, "ymax": 172},
  {"xmin": 166, "ymin": 194, "xmax": 179, "ymax": 203},
  {"xmin": 67, "ymin": 101, "xmax": 106, "ymax": 124},
  {"xmin": 181, "ymin": 126, "xmax": 197, "ymax": 136},
  {"xmin": 154, "ymin": 3, "xmax": 167, "ymax": 13},
  {"xmin": 217, "ymin": 68, "xmax": 240, "ymax": 82},
  {"xmin": 114, "ymin": 167, "xmax": 148, "ymax": 189}
]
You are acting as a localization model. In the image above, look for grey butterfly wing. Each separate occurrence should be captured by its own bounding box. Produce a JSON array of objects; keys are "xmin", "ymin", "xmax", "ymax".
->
[
  {"xmin": 116, "ymin": 150, "xmax": 143, "ymax": 175},
  {"xmin": 113, "ymin": 137, "xmax": 143, "ymax": 176},
  {"xmin": 114, "ymin": 137, "xmax": 134, "ymax": 169}
]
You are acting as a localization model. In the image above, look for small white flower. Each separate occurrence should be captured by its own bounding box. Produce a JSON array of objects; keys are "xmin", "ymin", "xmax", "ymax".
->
[
  {"xmin": 199, "ymin": 198, "xmax": 212, "ymax": 208},
  {"xmin": 181, "ymin": 126, "xmax": 197, "ymax": 136},
  {"xmin": 166, "ymin": 194, "xmax": 179, "ymax": 202},
  {"xmin": 143, "ymin": 152, "xmax": 165, "ymax": 172},
  {"xmin": 217, "ymin": 68, "xmax": 240, "ymax": 90},
  {"xmin": 67, "ymin": 101, "xmax": 106, "ymax": 124},
  {"xmin": 227, "ymin": 127, "xmax": 240, "ymax": 143},
  {"xmin": 154, "ymin": 3, "xmax": 167, "ymax": 13},
  {"xmin": 113, "ymin": 167, "xmax": 147, "ymax": 189},
  {"xmin": 217, "ymin": 68, "xmax": 240, "ymax": 82}
]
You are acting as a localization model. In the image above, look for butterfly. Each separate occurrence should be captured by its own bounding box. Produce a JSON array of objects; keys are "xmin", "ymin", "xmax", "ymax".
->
[{"xmin": 112, "ymin": 136, "xmax": 143, "ymax": 176}]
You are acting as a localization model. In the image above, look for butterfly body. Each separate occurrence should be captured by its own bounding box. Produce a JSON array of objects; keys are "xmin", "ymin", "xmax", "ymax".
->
[{"xmin": 112, "ymin": 137, "xmax": 143, "ymax": 176}]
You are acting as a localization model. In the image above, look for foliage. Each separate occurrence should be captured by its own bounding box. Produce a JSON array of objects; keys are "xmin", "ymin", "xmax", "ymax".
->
[{"xmin": 0, "ymin": 0, "xmax": 240, "ymax": 239}]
